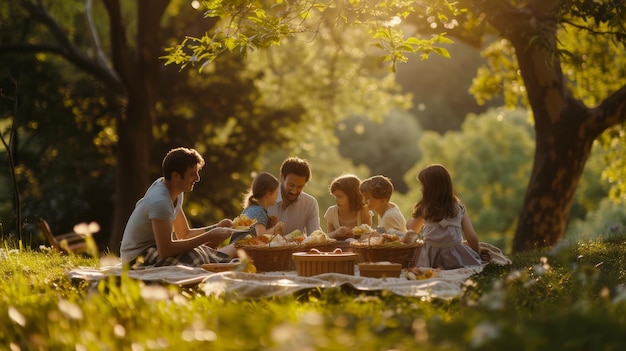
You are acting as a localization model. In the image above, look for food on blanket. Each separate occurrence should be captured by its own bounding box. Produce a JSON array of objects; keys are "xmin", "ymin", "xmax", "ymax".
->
[
  {"xmin": 406, "ymin": 267, "xmax": 438, "ymax": 280},
  {"xmin": 235, "ymin": 233, "xmax": 297, "ymax": 247},
  {"xmin": 352, "ymin": 224, "xmax": 374, "ymax": 237},
  {"xmin": 264, "ymin": 233, "xmax": 289, "ymax": 247},
  {"xmin": 291, "ymin": 236, "xmax": 305, "ymax": 244},
  {"xmin": 382, "ymin": 233, "xmax": 400, "ymax": 242},
  {"xmin": 403, "ymin": 231, "xmax": 421, "ymax": 245},
  {"xmin": 285, "ymin": 229, "xmax": 306, "ymax": 243},
  {"xmin": 350, "ymin": 235, "xmax": 384, "ymax": 246},
  {"xmin": 232, "ymin": 214, "xmax": 257, "ymax": 229},
  {"xmin": 301, "ymin": 230, "xmax": 336, "ymax": 246},
  {"xmin": 350, "ymin": 230, "xmax": 416, "ymax": 247},
  {"xmin": 236, "ymin": 234, "xmax": 268, "ymax": 246}
]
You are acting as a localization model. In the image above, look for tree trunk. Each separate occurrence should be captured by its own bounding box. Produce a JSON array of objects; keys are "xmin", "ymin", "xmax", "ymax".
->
[
  {"xmin": 465, "ymin": 0, "xmax": 626, "ymax": 251},
  {"xmin": 105, "ymin": 0, "xmax": 170, "ymax": 253},
  {"xmin": 513, "ymin": 106, "xmax": 594, "ymax": 251},
  {"xmin": 491, "ymin": 1, "xmax": 595, "ymax": 251},
  {"xmin": 109, "ymin": 100, "xmax": 152, "ymax": 253}
]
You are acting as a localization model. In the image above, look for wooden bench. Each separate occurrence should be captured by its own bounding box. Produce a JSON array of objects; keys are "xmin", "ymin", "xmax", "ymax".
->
[{"xmin": 38, "ymin": 218, "xmax": 88, "ymax": 254}]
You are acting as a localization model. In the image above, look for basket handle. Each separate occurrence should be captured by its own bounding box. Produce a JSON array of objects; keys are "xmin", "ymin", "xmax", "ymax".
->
[
  {"xmin": 307, "ymin": 248, "xmax": 344, "ymax": 255},
  {"xmin": 268, "ymin": 225, "xmax": 283, "ymax": 244}
]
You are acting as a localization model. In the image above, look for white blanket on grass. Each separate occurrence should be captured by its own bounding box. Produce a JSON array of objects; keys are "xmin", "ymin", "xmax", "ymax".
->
[
  {"xmin": 67, "ymin": 242, "xmax": 510, "ymax": 300},
  {"xmin": 67, "ymin": 264, "xmax": 212, "ymax": 286},
  {"xmin": 200, "ymin": 267, "xmax": 484, "ymax": 299},
  {"xmin": 67, "ymin": 265, "xmax": 483, "ymax": 299}
]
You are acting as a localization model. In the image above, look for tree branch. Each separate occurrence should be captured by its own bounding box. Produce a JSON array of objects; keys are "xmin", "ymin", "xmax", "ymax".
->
[
  {"xmin": 20, "ymin": 0, "xmax": 125, "ymax": 94},
  {"xmin": 101, "ymin": 0, "xmax": 133, "ymax": 94},
  {"xmin": 85, "ymin": 0, "xmax": 111, "ymax": 70},
  {"xmin": 0, "ymin": 43, "xmax": 65, "ymax": 55},
  {"xmin": 588, "ymin": 84, "xmax": 626, "ymax": 136}
]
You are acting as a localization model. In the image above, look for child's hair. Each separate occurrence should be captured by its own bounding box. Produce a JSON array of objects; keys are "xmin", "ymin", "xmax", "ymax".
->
[
  {"xmin": 359, "ymin": 175, "xmax": 394, "ymax": 200},
  {"xmin": 412, "ymin": 164, "xmax": 460, "ymax": 221},
  {"xmin": 280, "ymin": 157, "xmax": 311, "ymax": 181},
  {"xmin": 243, "ymin": 172, "xmax": 279, "ymax": 208},
  {"xmin": 162, "ymin": 147, "xmax": 204, "ymax": 180},
  {"xmin": 329, "ymin": 174, "xmax": 365, "ymax": 212}
]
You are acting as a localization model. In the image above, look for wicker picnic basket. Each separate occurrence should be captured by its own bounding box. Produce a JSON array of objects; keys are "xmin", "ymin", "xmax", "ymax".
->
[
  {"xmin": 350, "ymin": 240, "xmax": 423, "ymax": 268},
  {"xmin": 298, "ymin": 239, "xmax": 339, "ymax": 253},
  {"xmin": 292, "ymin": 248, "xmax": 359, "ymax": 277},
  {"xmin": 235, "ymin": 244, "xmax": 301, "ymax": 272}
]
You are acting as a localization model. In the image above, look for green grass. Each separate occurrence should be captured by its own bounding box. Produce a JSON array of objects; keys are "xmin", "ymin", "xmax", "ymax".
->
[{"xmin": 2, "ymin": 235, "xmax": 626, "ymax": 350}]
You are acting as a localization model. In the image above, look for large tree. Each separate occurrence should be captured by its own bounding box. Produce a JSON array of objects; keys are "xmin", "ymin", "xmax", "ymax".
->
[
  {"xmin": 167, "ymin": 0, "xmax": 626, "ymax": 251},
  {"xmin": 455, "ymin": 0, "xmax": 626, "ymax": 251}
]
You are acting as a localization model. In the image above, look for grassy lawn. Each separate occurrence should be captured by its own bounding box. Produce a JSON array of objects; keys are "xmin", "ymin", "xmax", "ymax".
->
[{"xmin": 2, "ymin": 235, "xmax": 626, "ymax": 350}]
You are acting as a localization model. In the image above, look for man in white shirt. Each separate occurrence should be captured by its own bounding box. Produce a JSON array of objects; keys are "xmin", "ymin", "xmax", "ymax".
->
[
  {"xmin": 267, "ymin": 157, "xmax": 322, "ymax": 235},
  {"xmin": 120, "ymin": 147, "xmax": 233, "ymax": 267}
]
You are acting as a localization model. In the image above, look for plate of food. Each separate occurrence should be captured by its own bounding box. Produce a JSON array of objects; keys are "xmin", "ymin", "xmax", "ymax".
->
[
  {"xmin": 352, "ymin": 224, "xmax": 374, "ymax": 239},
  {"xmin": 227, "ymin": 227, "xmax": 252, "ymax": 233},
  {"xmin": 231, "ymin": 214, "xmax": 257, "ymax": 230}
]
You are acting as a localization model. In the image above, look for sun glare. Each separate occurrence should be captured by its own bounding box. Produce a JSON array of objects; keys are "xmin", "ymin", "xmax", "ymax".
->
[{"xmin": 383, "ymin": 16, "xmax": 402, "ymax": 27}]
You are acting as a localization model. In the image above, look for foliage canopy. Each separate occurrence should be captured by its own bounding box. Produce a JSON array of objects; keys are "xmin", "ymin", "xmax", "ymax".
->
[{"xmin": 163, "ymin": 0, "xmax": 457, "ymax": 72}]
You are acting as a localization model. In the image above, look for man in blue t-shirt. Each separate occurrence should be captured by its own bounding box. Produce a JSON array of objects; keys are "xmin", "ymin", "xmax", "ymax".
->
[{"xmin": 120, "ymin": 147, "xmax": 233, "ymax": 267}]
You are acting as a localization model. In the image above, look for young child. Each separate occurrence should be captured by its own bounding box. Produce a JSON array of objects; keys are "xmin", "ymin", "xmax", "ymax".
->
[
  {"xmin": 359, "ymin": 175, "xmax": 406, "ymax": 232},
  {"xmin": 230, "ymin": 172, "xmax": 284, "ymax": 244},
  {"xmin": 408, "ymin": 164, "xmax": 489, "ymax": 269},
  {"xmin": 324, "ymin": 174, "xmax": 372, "ymax": 239}
]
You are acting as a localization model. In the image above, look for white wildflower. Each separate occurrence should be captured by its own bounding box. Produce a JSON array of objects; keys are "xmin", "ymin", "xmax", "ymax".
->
[
  {"xmin": 99, "ymin": 255, "xmax": 121, "ymax": 268},
  {"xmin": 532, "ymin": 264, "xmax": 546, "ymax": 276},
  {"xmin": 479, "ymin": 281, "xmax": 506, "ymax": 310},
  {"xmin": 612, "ymin": 285, "xmax": 626, "ymax": 304},
  {"xmin": 38, "ymin": 245, "xmax": 53, "ymax": 253},
  {"xmin": 8, "ymin": 306, "xmax": 26, "ymax": 327},
  {"xmin": 469, "ymin": 322, "xmax": 500, "ymax": 348},
  {"xmin": 140, "ymin": 285, "xmax": 170, "ymax": 301},
  {"xmin": 507, "ymin": 270, "xmax": 523, "ymax": 281},
  {"xmin": 464, "ymin": 279, "xmax": 477, "ymax": 287},
  {"xmin": 523, "ymin": 279, "xmax": 537, "ymax": 288},
  {"xmin": 73, "ymin": 222, "xmax": 100, "ymax": 236},
  {"xmin": 58, "ymin": 299, "xmax": 83, "ymax": 320},
  {"xmin": 549, "ymin": 239, "xmax": 570, "ymax": 255},
  {"xmin": 114, "ymin": 324, "xmax": 126, "ymax": 338}
]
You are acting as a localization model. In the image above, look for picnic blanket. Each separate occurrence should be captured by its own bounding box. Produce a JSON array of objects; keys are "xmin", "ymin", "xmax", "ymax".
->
[
  {"xmin": 67, "ymin": 264, "xmax": 212, "ymax": 286},
  {"xmin": 200, "ymin": 267, "xmax": 484, "ymax": 299},
  {"xmin": 67, "ymin": 242, "xmax": 510, "ymax": 300}
]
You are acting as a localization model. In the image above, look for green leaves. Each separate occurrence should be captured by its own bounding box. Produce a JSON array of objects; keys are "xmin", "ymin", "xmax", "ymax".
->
[{"xmin": 162, "ymin": 0, "xmax": 462, "ymax": 72}]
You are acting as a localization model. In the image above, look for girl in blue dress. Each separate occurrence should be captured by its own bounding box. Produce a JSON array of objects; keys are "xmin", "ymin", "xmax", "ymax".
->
[{"xmin": 230, "ymin": 172, "xmax": 284, "ymax": 243}]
